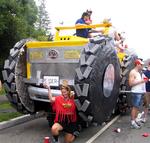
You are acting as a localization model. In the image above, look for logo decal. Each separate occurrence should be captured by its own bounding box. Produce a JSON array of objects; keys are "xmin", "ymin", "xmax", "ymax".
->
[{"xmin": 48, "ymin": 50, "xmax": 58, "ymax": 59}]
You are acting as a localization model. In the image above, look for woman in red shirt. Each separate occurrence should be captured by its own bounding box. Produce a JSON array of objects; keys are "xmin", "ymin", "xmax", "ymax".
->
[{"xmin": 44, "ymin": 82, "xmax": 78, "ymax": 143}]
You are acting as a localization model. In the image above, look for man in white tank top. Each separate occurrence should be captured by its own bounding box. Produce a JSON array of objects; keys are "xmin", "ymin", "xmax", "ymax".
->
[{"xmin": 128, "ymin": 59, "xmax": 148, "ymax": 129}]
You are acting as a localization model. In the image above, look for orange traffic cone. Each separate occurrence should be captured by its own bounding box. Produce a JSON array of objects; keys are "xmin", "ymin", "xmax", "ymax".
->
[{"xmin": 44, "ymin": 137, "xmax": 50, "ymax": 143}]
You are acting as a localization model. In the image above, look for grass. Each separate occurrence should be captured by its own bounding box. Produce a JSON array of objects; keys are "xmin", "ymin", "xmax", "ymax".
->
[
  {"xmin": 0, "ymin": 85, "xmax": 23, "ymax": 122},
  {"xmin": 0, "ymin": 112, "xmax": 22, "ymax": 122},
  {"xmin": 0, "ymin": 87, "xmax": 5, "ymax": 96},
  {"xmin": 0, "ymin": 101, "xmax": 12, "ymax": 110},
  {"xmin": 0, "ymin": 101, "xmax": 23, "ymax": 122}
]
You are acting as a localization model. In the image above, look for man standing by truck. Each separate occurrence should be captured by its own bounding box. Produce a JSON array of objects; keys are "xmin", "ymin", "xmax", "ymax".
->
[{"xmin": 128, "ymin": 59, "xmax": 148, "ymax": 129}]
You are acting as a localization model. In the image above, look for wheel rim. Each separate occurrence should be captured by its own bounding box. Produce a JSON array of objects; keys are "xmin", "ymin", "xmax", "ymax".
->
[{"xmin": 103, "ymin": 64, "xmax": 115, "ymax": 98}]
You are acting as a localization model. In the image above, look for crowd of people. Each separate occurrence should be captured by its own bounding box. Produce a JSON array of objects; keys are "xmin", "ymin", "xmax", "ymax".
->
[
  {"xmin": 129, "ymin": 59, "xmax": 150, "ymax": 129},
  {"xmin": 75, "ymin": 10, "xmax": 127, "ymax": 53}
]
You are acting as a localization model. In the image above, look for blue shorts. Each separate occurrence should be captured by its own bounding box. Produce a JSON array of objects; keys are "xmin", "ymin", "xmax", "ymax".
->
[{"xmin": 131, "ymin": 93, "xmax": 142, "ymax": 108}]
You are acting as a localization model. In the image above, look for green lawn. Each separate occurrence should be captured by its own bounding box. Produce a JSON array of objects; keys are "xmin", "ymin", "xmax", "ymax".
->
[
  {"xmin": 0, "ymin": 112, "xmax": 22, "ymax": 122},
  {"xmin": 0, "ymin": 101, "xmax": 23, "ymax": 122},
  {"xmin": 0, "ymin": 102, "xmax": 12, "ymax": 109},
  {"xmin": 0, "ymin": 87, "xmax": 23, "ymax": 122},
  {"xmin": 0, "ymin": 87, "xmax": 5, "ymax": 96}
]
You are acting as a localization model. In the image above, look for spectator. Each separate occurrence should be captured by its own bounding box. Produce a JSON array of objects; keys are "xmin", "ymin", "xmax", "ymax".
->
[
  {"xmin": 128, "ymin": 59, "xmax": 148, "ymax": 129},
  {"xmin": 136, "ymin": 72, "xmax": 148, "ymax": 124},
  {"xmin": 43, "ymin": 80, "xmax": 78, "ymax": 143},
  {"xmin": 143, "ymin": 62, "xmax": 150, "ymax": 120}
]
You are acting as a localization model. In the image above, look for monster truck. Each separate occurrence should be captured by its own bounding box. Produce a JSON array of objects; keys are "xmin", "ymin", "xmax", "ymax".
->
[{"xmin": 2, "ymin": 23, "xmax": 137, "ymax": 126}]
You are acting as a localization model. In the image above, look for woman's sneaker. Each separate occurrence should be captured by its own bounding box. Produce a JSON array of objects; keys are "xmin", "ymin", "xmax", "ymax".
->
[
  {"xmin": 131, "ymin": 121, "xmax": 141, "ymax": 129},
  {"xmin": 140, "ymin": 118, "xmax": 147, "ymax": 123},
  {"xmin": 135, "ymin": 118, "xmax": 144, "ymax": 126}
]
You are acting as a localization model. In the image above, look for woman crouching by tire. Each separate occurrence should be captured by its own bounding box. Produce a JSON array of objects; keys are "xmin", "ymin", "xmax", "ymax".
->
[{"xmin": 43, "ymin": 81, "xmax": 79, "ymax": 143}]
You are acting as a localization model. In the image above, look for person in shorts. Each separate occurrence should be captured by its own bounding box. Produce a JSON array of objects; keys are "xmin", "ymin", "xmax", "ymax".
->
[{"xmin": 128, "ymin": 59, "xmax": 148, "ymax": 129}]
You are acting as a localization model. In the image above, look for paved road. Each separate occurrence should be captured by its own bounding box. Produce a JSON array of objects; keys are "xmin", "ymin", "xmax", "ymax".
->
[
  {"xmin": 0, "ymin": 113, "xmax": 150, "ymax": 143},
  {"xmin": 93, "ymin": 114, "xmax": 150, "ymax": 143},
  {"xmin": 0, "ymin": 115, "xmax": 109, "ymax": 143},
  {"xmin": 0, "ymin": 117, "xmax": 50, "ymax": 143}
]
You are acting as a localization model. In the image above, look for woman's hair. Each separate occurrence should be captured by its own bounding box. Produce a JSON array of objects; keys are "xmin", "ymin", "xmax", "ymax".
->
[
  {"xmin": 81, "ymin": 12, "xmax": 89, "ymax": 19},
  {"xmin": 60, "ymin": 85, "xmax": 72, "ymax": 98}
]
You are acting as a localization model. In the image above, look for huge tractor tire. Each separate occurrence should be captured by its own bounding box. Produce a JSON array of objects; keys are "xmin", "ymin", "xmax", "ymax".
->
[
  {"xmin": 117, "ymin": 55, "xmax": 137, "ymax": 113},
  {"xmin": 2, "ymin": 39, "xmax": 35, "ymax": 113},
  {"xmin": 75, "ymin": 36, "xmax": 121, "ymax": 124}
]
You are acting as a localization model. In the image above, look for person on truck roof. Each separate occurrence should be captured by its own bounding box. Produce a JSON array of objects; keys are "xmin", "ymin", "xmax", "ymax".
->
[
  {"xmin": 102, "ymin": 18, "xmax": 120, "ymax": 41},
  {"xmin": 115, "ymin": 32, "xmax": 128, "ymax": 53},
  {"xmin": 75, "ymin": 12, "xmax": 91, "ymax": 38},
  {"xmin": 75, "ymin": 12, "xmax": 102, "ymax": 38},
  {"xmin": 86, "ymin": 9, "xmax": 92, "ymax": 25},
  {"xmin": 43, "ymin": 80, "xmax": 79, "ymax": 143}
]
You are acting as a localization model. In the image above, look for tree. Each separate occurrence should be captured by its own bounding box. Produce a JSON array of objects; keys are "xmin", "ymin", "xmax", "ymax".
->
[
  {"xmin": 36, "ymin": 0, "xmax": 51, "ymax": 35},
  {"xmin": 0, "ymin": 0, "xmax": 38, "ymax": 79}
]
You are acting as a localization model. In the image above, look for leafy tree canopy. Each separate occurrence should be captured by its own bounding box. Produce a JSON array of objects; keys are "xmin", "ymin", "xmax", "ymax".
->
[
  {"xmin": 0, "ymin": 0, "xmax": 52, "ymax": 79},
  {"xmin": 0, "ymin": 0, "xmax": 38, "ymax": 79}
]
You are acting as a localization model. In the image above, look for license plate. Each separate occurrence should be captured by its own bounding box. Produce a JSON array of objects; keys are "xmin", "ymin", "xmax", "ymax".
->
[{"xmin": 43, "ymin": 76, "xmax": 59, "ymax": 86}]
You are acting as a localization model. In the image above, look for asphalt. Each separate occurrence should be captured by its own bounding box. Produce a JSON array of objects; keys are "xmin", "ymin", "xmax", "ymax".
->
[
  {"xmin": 92, "ymin": 112, "xmax": 150, "ymax": 143},
  {"xmin": 0, "ymin": 95, "xmax": 44, "ymax": 130},
  {"xmin": 1, "ymin": 95, "xmax": 150, "ymax": 143},
  {"xmin": 0, "ymin": 116, "xmax": 117, "ymax": 143},
  {"xmin": 0, "ymin": 113, "xmax": 150, "ymax": 143}
]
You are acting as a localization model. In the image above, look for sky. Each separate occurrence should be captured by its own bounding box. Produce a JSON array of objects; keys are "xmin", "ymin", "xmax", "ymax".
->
[{"xmin": 39, "ymin": 0, "xmax": 150, "ymax": 60}]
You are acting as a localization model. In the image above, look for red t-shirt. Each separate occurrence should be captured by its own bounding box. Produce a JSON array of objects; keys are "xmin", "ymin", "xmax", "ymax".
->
[{"xmin": 52, "ymin": 95, "xmax": 77, "ymax": 123}]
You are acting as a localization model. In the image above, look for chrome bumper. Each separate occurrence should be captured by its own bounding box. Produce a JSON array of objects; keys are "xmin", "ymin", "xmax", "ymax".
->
[{"xmin": 28, "ymin": 86, "xmax": 61, "ymax": 102}]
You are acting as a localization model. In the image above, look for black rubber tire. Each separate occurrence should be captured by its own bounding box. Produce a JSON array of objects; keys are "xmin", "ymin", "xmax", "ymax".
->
[
  {"xmin": 75, "ymin": 36, "xmax": 121, "ymax": 124},
  {"xmin": 2, "ymin": 39, "xmax": 36, "ymax": 113},
  {"xmin": 117, "ymin": 55, "xmax": 137, "ymax": 113}
]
